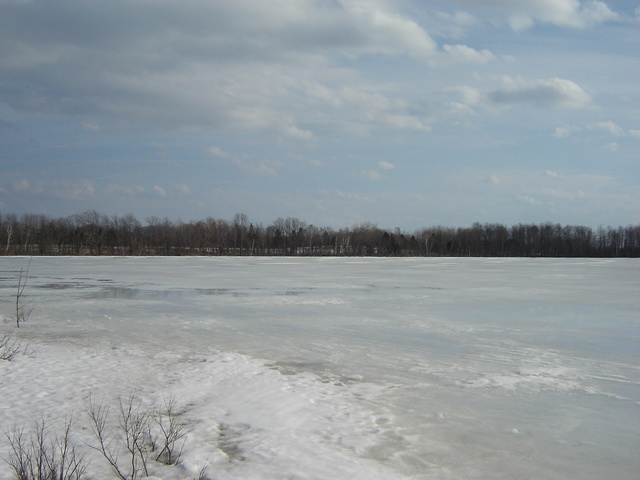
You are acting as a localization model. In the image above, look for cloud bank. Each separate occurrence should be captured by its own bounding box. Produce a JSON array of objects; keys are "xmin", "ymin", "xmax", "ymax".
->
[
  {"xmin": 0, "ymin": 0, "xmax": 636, "ymax": 229},
  {"xmin": 0, "ymin": 0, "xmax": 496, "ymax": 139}
]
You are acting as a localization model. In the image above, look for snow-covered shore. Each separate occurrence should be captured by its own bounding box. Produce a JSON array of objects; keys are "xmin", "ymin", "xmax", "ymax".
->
[{"xmin": 1, "ymin": 335, "xmax": 399, "ymax": 479}]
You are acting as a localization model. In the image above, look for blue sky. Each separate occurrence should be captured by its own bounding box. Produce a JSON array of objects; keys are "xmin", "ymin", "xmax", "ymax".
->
[{"xmin": 1, "ymin": 0, "xmax": 638, "ymax": 230}]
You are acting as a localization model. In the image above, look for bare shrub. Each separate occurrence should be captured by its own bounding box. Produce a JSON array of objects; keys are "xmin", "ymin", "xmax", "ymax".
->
[
  {"xmin": 86, "ymin": 391, "xmax": 191, "ymax": 479},
  {"xmin": 153, "ymin": 394, "xmax": 190, "ymax": 465},
  {"xmin": 117, "ymin": 392, "xmax": 152, "ymax": 477},
  {"xmin": 2, "ymin": 416, "xmax": 88, "ymax": 480},
  {"xmin": 85, "ymin": 395, "xmax": 125, "ymax": 479},
  {"xmin": 86, "ymin": 393, "xmax": 148, "ymax": 480},
  {"xmin": 0, "ymin": 331, "xmax": 23, "ymax": 361},
  {"xmin": 192, "ymin": 461, "xmax": 211, "ymax": 480}
]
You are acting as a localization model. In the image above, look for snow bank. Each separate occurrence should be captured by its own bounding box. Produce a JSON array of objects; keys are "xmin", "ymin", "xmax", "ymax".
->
[{"xmin": 0, "ymin": 329, "xmax": 404, "ymax": 480}]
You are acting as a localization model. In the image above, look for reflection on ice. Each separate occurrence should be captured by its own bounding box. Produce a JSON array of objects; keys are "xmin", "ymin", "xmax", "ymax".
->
[{"xmin": 92, "ymin": 286, "xmax": 178, "ymax": 299}]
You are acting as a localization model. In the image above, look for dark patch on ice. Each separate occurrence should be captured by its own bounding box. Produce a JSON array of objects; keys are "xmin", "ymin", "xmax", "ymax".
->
[
  {"xmin": 366, "ymin": 284, "xmax": 444, "ymax": 291},
  {"xmin": 197, "ymin": 288, "xmax": 249, "ymax": 297},
  {"xmin": 267, "ymin": 360, "xmax": 329, "ymax": 376},
  {"xmin": 91, "ymin": 286, "xmax": 184, "ymax": 299},
  {"xmin": 267, "ymin": 361, "xmax": 360, "ymax": 386},
  {"xmin": 197, "ymin": 288, "xmax": 232, "ymax": 295},
  {"xmin": 276, "ymin": 287, "xmax": 314, "ymax": 296},
  {"xmin": 38, "ymin": 282, "xmax": 96, "ymax": 290},
  {"xmin": 218, "ymin": 423, "xmax": 248, "ymax": 462},
  {"xmin": 318, "ymin": 374, "xmax": 361, "ymax": 386},
  {"xmin": 83, "ymin": 285, "xmax": 258, "ymax": 299}
]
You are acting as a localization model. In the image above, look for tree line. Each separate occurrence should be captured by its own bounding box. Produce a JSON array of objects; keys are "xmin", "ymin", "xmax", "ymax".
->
[{"xmin": 1, "ymin": 211, "xmax": 639, "ymax": 257}]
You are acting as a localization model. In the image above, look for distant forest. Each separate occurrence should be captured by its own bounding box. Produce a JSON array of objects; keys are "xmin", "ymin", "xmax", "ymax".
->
[{"xmin": 1, "ymin": 211, "xmax": 639, "ymax": 257}]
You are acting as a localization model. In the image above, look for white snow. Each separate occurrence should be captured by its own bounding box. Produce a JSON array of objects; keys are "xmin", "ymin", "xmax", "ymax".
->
[{"xmin": 0, "ymin": 257, "xmax": 638, "ymax": 479}]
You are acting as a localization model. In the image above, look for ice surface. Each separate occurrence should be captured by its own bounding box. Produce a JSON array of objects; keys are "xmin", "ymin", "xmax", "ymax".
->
[{"xmin": 0, "ymin": 257, "xmax": 638, "ymax": 479}]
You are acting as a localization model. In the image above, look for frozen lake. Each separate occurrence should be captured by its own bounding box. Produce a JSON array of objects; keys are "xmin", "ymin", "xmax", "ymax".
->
[{"xmin": 1, "ymin": 257, "xmax": 639, "ymax": 479}]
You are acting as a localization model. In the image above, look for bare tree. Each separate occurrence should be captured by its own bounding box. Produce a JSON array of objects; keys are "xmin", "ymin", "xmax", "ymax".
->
[
  {"xmin": 233, "ymin": 213, "xmax": 248, "ymax": 255},
  {"xmin": 5, "ymin": 222, "xmax": 12, "ymax": 255},
  {"xmin": 2, "ymin": 210, "xmax": 640, "ymax": 257},
  {"xmin": 15, "ymin": 258, "xmax": 32, "ymax": 328}
]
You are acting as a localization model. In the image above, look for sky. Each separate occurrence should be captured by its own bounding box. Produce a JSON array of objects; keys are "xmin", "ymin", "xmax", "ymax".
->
[{"xmin": 1, "ymin": 0, "xmax": 639, "ymax": 230}]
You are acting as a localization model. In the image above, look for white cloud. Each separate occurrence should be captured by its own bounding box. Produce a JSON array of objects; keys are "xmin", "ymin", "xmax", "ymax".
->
[
  {"xmin": 209, "ymin": 146, "xmax": 279, "ymax": 176},
  {"xmin": 237, "ymin": 158, "xmax": 280, "ymax": 177},
  {"xmin": 446, "ymin": 77, "xmax": 591, "ymax": 115},
  {"xmin": 82, "ymin": 122, "xmax": 101, "ymax": 132},
  {"xmin": 361, "ymin": 170, "xmax": 382, "ymax": 180},
  {"xmin": 10, "ymin": 178, "xmax": 45, "ymax": 195},
  {"xmin": 339, "ymin": 1, "xmax": 438, "ymax": 58},
  {"xmin": 439, "ymin": 44, "xmax": 496, "ymax": 65},
  {"xmin": 12, "ymin": 178, "xmax": 34, "ymax": 193},
  {"xmin": 590, "ymin": 121, "xmax": 626, "ymax": 136},
  {"xmin": 382, "ymin": 113, "xmax": 431, "ymax": 131},
  {"xmin": 0, "ymin": 0, "xmax": 502, "ymax": 141},
  {"xmin": 487, "ymin": 76, "xmax": 591, "ymax": 108},
  {"xmin": 444, "ymin": 85, "xmax": 482, "ymax": 105},
  {"xmin": 507, "ymin": 15, "xmax": 536, "ymax": 32},
  {"xmin": 0, "ymin": 1, "xmax": 637, "ymax": 229},
  {"xmin": 517, "ymin": 195, "xmax": 543, "ymax": 205},
  {"xmin": 105, "ymin": 185, "xmax": 146, "ymax": 196},
  {"xmin": 261, "ymin": 161, "xmax": 283, "ymax": 176},
  {"xmin": 209, "ymin": 146, "xmax": 231, "ymax": 158},
  {"xmin": 316, "ymin": 189, "xmax": 373, "ymax": 202},
  {"xmin": 537, "ymin": 187, "xmax": 588, "ymax": 201},
  {"xmin": 288, "ymin": 152, "xmax": 323, "ymax": 167},
  {"xmin": 301, "ymin": 84, "xmax": 431, "ymax": 134},
  {"xmin": 153, "ymin": 186, "xmax": 167, "ymax": 197},
  {"xmin": 556, "ymin": 121, "xmax": 637, "ymax": 141},
  {"xmin": 54, "ymin": 179, "xmax": 95, "ymax": 200},
  {"xmin": 434, "ymin": 10, "xmax": 479, "ymax": 39},
  {"xmin": 448, "ymin": 101, "xmax": 476, "ymax": 116},
  {"xmin": 577, "ymin": 1, "xmax": 620, "ymax": 27},
  {"xmin": 174, "ymin": 183, "xmax": 191, "ymax": 195},
  {"xmin": 461, "ymin": 0, "xmax": 620, "ymax": 31},
  {"xmin": 553, "ymin": 124, "xmax": 583, "ymax": 138},
  {"xmin": 283, "ymin": 125, "xmax": 314, "ymax": 141}
]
